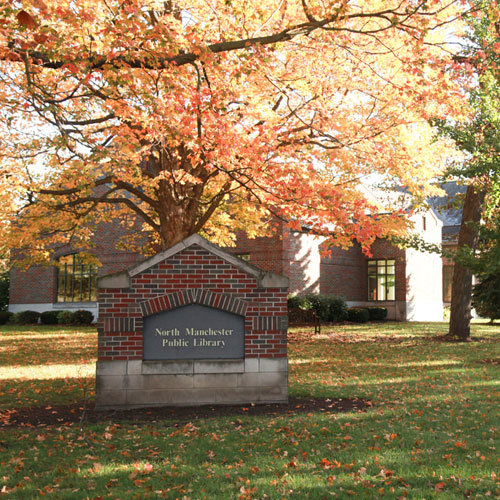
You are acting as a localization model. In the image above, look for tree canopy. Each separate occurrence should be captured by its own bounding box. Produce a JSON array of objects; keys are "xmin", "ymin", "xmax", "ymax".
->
[{"xmin": 0, "ymin": 0, "xmax": 469, "ymax": 263}]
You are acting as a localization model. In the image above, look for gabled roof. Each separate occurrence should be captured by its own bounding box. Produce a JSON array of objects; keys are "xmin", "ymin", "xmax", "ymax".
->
[
  {"xmin": 358, "ymin": 183, "xmax": 412, "ymax": 213},
  {"xmin": 427, "ymin": 182, "xmax": 466, "ymax": 227},
  {"xmin": 98, "ymin": 233, "xmax": 288, "ymax": 289}
]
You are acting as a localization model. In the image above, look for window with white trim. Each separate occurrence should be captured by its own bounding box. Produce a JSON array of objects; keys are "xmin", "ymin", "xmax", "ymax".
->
[{"xmin": 368, "ymin": 259, "xmax": 395, "ymax": 301}]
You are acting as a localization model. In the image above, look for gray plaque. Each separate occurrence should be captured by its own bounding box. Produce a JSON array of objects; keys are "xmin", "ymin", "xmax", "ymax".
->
[{"xmin": 143, "ymin": 304, "xmax": 245, "ymax": 360}]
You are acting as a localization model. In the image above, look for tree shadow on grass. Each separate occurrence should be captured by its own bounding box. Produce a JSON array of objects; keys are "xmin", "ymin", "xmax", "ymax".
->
[
  {"xmin": 0, "ymin": 335, "xmax": 96, "ymax": 367},
  {"xmin": 0, "ymin": 397, "xmax": 372, "ymax": 428},
  {"xmin": 2, "ymin": 400, "xmax": 498, "ymax": 500}
]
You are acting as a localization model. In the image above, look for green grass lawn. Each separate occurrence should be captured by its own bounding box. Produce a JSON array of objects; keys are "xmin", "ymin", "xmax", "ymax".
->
[{"xmin": 1, "ymin": 321, "xmax": 500, "ymax": 499}]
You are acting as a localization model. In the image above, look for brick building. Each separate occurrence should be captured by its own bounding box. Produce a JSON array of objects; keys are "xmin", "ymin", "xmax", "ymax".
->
[
  {"xmin": 227, "ymin": 210, "xmax": 444, "ymax": 321},
  {"xmin": 9, "ymin": 219, "xmax": 144, "ymax": 319},
  {"xmin": 9, "ymin": 198, "xmax": 447, "ymax": 322}
]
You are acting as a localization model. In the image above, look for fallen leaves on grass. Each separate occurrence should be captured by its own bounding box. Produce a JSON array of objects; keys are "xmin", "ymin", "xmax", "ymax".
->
[{"xmin": 1, "ymin": 323, "xmax": 500, "ymax": 499}]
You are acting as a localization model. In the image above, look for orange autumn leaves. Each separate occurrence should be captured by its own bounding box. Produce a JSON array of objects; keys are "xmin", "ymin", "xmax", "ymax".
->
[
  {"xmin": 16, "ymin": 11, "xmax": 37, "ymax": 30},
  {"xmin": 0, "ymin": 0, "xmax": 472, "ymax": 262}
]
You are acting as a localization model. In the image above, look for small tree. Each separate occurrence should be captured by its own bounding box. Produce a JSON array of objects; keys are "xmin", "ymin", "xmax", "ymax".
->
[
  {"xmin": 472, "ymin": 275, "xmax": 500, "ymax": 322},
  {"xmin": 469, "ymin": 210, "xmax": 500, "ymax": 323}
]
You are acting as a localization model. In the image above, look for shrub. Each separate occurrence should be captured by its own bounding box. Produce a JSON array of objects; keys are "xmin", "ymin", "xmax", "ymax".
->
[
  {"xmin": 288, "ymin": 307, "xmax": 320, "ymax": 327},
  {"xmin": 72, "ymin": 309, "xmax": 94, "ymax": 325},
  {"xmin": 12, "ymin": 310, "xmax": 40, "ymax": 324},
  {"xmin": 348, "ymin": 307, "xmax": 370, "ymax": 323},
  {"xmin": 472, "ymin": 275, "xmax": 500, "ymax": 322},
  {"xmin": 328, "ymin": 295, "xmax": 348, "ymax": 322},
  {"xmin": 304, "ymin": 293, "xmax": 331, "ymax": 321},
  {"xmin": 287, "ymin": 295, "xmax": 308, "ymax": 310},
  {"xmin": 0, "ymin": 311, "xmax": 13, "ymax": 325},
  {"xmin": 367, "ymin": 306, "xmax": 387, "ymax": 321},
  {"xmin": 40, "ymin": 310, "xmax": 60, "ymax": 325},
  {"xmin": 57, "ymin": 310, "xmax": 74, "ymax": 324},
  {"xmin": 288, "ymin": 293, "xmax": 348, "ymax": 323}
]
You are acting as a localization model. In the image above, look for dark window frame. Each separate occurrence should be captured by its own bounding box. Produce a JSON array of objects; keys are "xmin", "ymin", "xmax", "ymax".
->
[
  {"xmin": 57, "ymin": 253, "xmax": 97, "ymax": 303},
  {"xmin": 368, "ymin": 259, "xmax": 396, "ymax": 302}
]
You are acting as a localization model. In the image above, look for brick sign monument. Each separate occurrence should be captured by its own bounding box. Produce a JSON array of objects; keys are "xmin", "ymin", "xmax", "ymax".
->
[{"xmin": 96, "ymin": 234, "xmax": 289, "ymax": 409}]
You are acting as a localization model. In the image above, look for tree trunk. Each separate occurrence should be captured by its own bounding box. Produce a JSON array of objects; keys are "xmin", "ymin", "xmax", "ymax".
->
[{"xmin": 448, "ymin": 184, "xmax": 487, "ymax": 341}]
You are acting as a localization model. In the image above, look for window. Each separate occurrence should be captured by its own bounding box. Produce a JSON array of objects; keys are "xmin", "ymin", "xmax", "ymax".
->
[
  {"xmin": 235, "ymin": 253, "xmax": 250, "ymax": 262},
  {"xmin": 57, "ymin": 254, "xmax": 97, "ymax": 302},
  {"xmin": 368, "ymin": 259, "xmax": 395, "ymax": 301},
  {"xmin": 443, "ymin": 264, "xmax": 453, "ymax": 302}
]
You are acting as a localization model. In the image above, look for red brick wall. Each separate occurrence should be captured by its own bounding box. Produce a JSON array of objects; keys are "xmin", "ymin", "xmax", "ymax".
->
[
  {"xmin": 229, "ymin": 229, "xmax": 407, "ymax": 303},
  {"xmin": 92, "ymin": 219, "xmax": 145, "ymax": 276},
  {"xmin": 320, "ymin": 243, "xmax": 366, "ymax": 301},
  {"xmin": 9, "ymin": 266, "xmax": 57, "ymax": 304},
  {"xmin": 11, "ymin": 214, "xmax": 409, "ymax": 309},
  {"xmin": 230, "ymin": 226, "xmax": 324, "ymax": 295},
  {"xmin": 228, "ymin": 225, "xmax": 284, "ymax": 275},
  {"xmin": 98, "ymin": 245, "xmax": 288, "ymax": 361}
]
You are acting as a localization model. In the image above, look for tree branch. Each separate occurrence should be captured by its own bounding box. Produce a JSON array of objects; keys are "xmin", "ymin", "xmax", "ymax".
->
[
  {"xmin": 54, "ymin": 194, "xmax": 161, "ymax": 233},
  {"xmin": 193, "ymin": 180, "xmax": 233, "ymax": 233},
  {"xmin": 37, "ymin": 176, "xmax": 114, "ymax": 196},
  {"xmin": 9, "ymin": 5, "xmax": 455, "ymax": 71}
]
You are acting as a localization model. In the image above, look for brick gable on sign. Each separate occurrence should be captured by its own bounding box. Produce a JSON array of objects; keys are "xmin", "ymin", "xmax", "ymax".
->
[
  {"xmin": 96, "ymin": 235, "xmax": 289, "ymax": 408},
  {"xmin": 98, "ymin": 243, "xmax": 288, "ymax": 361}
]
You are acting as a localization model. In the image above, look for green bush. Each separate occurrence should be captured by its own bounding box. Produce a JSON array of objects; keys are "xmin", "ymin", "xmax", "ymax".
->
[
  {"xmin": 287, "ymin": 295, "xmax": 308, "ymax": 310},
  {"xmin": 40, "ymin": 310, "xmax": 60, "ymax": 325},
  {"xmin": 367, "ymin": 306, "xmax": 387, "ymax": 321},
  {"xmin": 72, "ymin": 309, "xmax": 94, "ymax": 325},
  {"xmin": 57, "ymin": 310, "xmax": 74, "ymax": 324},
  {"xmin": 288, "ymin": 293, "xmax": 348, "ymax": 322},
  {"xmin": 304, "ymin": 293, "xmax": 331, "ymax": 321},
  {"xmin": 472, "ymin": 275, "xmax": 500, "ymax": 322},
  {"xmin": 0, "ymin": 311, "xmax": 13, "ymax": 325},
  {"xmin": 348, "ymin": 307, "xmax": 370, "ymax": 323},
  {"xmin": 328, "ymin": 295, "xmax": 349, "ymax": 322},
  {"xmin": 55, "ymin": 309, "xmax": 94, "ymax": 325},
  {"xmin": 12, "ymin": 310, "xmax": 40, "ymax": 324}
]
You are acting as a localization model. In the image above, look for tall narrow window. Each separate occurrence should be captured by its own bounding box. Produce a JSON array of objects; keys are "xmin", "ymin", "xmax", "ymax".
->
[
  {"xmin": 368, "ymin": 259, "xmax": 396, "ymax": 301},
  {"xmin": 57, "ymin": 254, "xmax": 97, "ymax": 302},
  {"xmin": 443, "ymin": 264, "xmax": 453, "ymax": 302}
]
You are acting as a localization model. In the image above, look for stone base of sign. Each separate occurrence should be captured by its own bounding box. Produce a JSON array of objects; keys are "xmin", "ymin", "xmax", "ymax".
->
[{"xmin": 96, "ymin": 357, "xmax": 287, "ymax": 409}]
